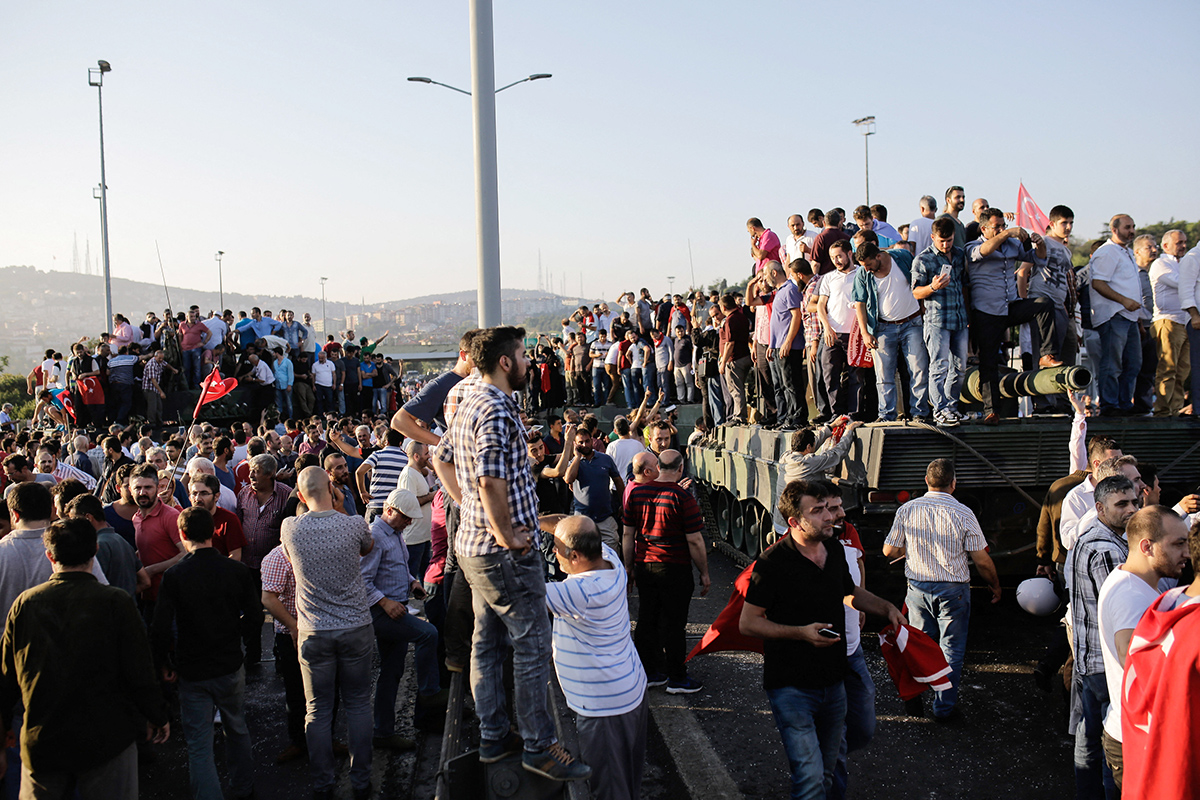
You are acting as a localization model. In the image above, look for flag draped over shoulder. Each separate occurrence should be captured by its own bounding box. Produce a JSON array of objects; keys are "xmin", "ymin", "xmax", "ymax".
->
[{"xmin": 1121, "ymin": 586, "xmax": 1200, "ymax": 800}]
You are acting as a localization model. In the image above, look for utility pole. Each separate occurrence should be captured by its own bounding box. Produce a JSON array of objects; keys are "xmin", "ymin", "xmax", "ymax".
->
[{"xmin": 852, "ymin": 116, "xmax": 876, "ymax": 206}]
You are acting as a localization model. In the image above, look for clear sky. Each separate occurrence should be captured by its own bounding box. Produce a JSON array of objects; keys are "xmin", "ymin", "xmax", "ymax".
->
[{"xmin": 3, "ymin": 0, "xmax": 1198, "ymax": 308}]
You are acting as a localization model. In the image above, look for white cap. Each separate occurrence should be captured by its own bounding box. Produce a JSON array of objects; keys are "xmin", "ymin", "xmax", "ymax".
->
[{"xmin": 384, "ymin": 488, "xmax": 422, "ymax": 519}]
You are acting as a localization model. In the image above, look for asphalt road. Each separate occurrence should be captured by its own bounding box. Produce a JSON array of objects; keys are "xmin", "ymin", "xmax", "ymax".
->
[{"xmin": 137, "ymin": 536, "xmax": 1074, "ymax": 800}]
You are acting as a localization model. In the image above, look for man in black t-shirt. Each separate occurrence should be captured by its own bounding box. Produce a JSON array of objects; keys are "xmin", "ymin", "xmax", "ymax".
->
[{"xmin": 741, "ymin": 479, "xmax": 902, "ymax": 800}]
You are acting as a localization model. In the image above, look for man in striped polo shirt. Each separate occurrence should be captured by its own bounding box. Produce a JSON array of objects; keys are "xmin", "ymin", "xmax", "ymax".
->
[
  {"xmin": 882, "ymin": 458, "xmax": 1000, "ymax": 722},
  {"xmin": 355, "ymin": 428, "xmax": 408, "ymax": 522},
  {"xmin": 546, "ymin": 515, "xmax": 648, "ymax": 800}
]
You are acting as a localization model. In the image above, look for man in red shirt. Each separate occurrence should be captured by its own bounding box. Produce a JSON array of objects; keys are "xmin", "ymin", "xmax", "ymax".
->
[
  {"xmin": 718, "ymin": 294, "xmax": 754, "ymax": 424},
  {"xmin": 179, "ymin": 306, "xmax": 212, "ymax": 389},
  {"xmin": 189, "ymin": 474, "xmax": 247, "ymax": 560},
  {"xmin": 131, "ymin": 463, "xmax": 185, "ymax": 617},
  {"xmin": 622, "ymin": 449, "xmax": 710, "ymax": 694}
]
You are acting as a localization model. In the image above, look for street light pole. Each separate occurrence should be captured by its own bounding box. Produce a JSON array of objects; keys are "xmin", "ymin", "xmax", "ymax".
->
[
  {"xmin": 852, "ymin": 116, "xmax": 876, "ymax": 206},
  {"xmin": 215, "ymin": 251, "xmax": 225, "ymax": 310},
  {"xmin": 320, "ymin": 277, "xmax": 328, "ymax": 339},
  {"xmin": 409, "ymin": 44, "xmax": 551, "ymax": 329},
  {"xmin": 88, "ymin": 60, "xmax": 114, "ymax": 328},
  {"xmin": 469, "ymin": 0, "xmax": 501, "ymax": 328}
]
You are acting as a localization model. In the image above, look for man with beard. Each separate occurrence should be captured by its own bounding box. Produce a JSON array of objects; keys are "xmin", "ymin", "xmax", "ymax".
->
[
  {"xmin": 1068, "ymin": 475, "xmax": 1141, "ymax": 799},
  {"xmin": 131, "ymin": 463, "xmax": 186, "ymax": 618},
  {"xmin": 1096, "ymin": 506, "xmax": 1188, "ymax": 792},
  {"xmin": 432, "ymin": 326, "xmax": 591, "ymax": 782},
  {"xmin": 188, "ymin": 473, "xmax": 247, "ymax": 560},
  {"xmin": 740, "ymin": 480, "xmax": 904, "ymax": 800},
  {"xmin": 563, "ymin": 428, "xmax": 625, "ymax": 551},
  {"xmin": 527, "ymin": 427, "xmax": 575, "ymax": 578}
]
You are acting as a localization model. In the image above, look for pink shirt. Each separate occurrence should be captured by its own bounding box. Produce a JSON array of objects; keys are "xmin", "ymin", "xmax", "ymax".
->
[
  {"xmin": 755, "ymin": 229, "xmax": 782, "ymax": 273},
  {"xmin": 180, "ymin": 321, "xmax": 207, "ymax": 350}
]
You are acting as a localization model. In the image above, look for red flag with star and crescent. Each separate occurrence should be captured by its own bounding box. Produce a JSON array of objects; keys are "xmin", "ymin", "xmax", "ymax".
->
[
  {"xmin": 193, "ymin": 367, "xmax": 238, "ymax": 420},
  {"xmin": 1016, "ymin": 183, "xmax": 1050, "ymax": 235}
]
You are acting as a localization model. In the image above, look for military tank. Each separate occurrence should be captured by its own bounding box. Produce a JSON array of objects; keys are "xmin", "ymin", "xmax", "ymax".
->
[{"xmin": 688, "ymin": 365, "xmax": 1200, "ymax": 569}]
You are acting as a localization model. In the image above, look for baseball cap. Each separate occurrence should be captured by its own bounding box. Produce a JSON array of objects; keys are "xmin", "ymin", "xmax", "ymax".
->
[{"xmin": 384, "ymin": 488, "xmax": 422, "ymax": 519}]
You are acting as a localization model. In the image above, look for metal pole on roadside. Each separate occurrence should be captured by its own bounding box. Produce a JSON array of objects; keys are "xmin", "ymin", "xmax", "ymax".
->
[
  {"xmin": 469, "ymin": 0, "xmax": 501, "ymax": 328},
  {"xmin": 89, "ymin": 60, "xmax": 114, "ymax": 328}
]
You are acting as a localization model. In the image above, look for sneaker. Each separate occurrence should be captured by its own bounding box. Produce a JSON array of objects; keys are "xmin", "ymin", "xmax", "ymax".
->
[
  {"xmin": 372, "ymin": 734, "xmax": 416, "ymax": 752},
  {"xmin": 645, "ymin": 672, "xmax": 668, "ymax": 688},
  {"xmin": 934, "ymin": 411, "xmax": 959, "ymax": 428},
  {"xmin": 521, "ymin": 742, "xmax": 592, "ymax": 782},
  {"xmin": 666, "ymin": 676, "xmax": 704, "ymax": 694},
  {"xmin": 479, "ymin": 731, "xmax": 524, "ymax": 764}
]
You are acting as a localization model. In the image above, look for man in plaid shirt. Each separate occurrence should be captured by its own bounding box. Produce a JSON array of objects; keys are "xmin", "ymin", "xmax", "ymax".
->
[
  {"xmin": 1067, "ymin": 474, "xmax": 1139, "ymax": 798},
  {"xmin": 432, "ymin": 326, "xmax": 591, "ymax": 783},
  {"xmin": 141, "ymin": 349, "xmax": 174, "ymax": 426}
]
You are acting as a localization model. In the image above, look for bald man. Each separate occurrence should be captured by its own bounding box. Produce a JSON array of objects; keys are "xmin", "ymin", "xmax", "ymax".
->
[
  {"xmin": 546, "ymin": 515, "xmax": 648, "ymax": 800},
  {"xmin": 623, "ymin": 449, "xmax": 709, "ymax": 693}
]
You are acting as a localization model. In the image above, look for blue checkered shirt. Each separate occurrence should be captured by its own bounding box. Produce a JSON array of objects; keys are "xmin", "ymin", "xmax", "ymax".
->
[
  {"xmin": 1067, "ymin": 521, "xmax": 1128, "ymax": 676},
  {"xmin": 912, "ymin": 245, "xmax": 968, "ymax": 331},
  {"xmin": 433, "ymin": 381, "xmax": 539, "ymax": 558}
]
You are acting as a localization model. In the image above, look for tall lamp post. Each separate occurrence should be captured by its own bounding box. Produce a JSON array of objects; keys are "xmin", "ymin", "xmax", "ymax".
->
[
  {"xmin": 319, "ymin": 277, "xmax": 328, "ymax": 339},
  {"xmin": 88, "ymin": 60, "xmax": 114, "ymax": 328},
  {"xmin": 852, "ymin": 116, "xmax": 876, "ymax": 206},
  {"xmin": 409, "ymin": 10, "xmax": 551, "ymax": 329},
  {"xmin": 215, "ymin": 251, "xmax": 225, "ymax": 310}
]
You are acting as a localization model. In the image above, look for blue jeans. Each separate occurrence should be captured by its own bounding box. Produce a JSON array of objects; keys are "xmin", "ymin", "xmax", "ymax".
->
[
  {"xmin": 621, "ymin": 367, "xmax": 638, "ymax": 408},
  {"xmin": 873, "ymin": 317, "xmax": 929, "ymax": 419},
  {"xmin": 182, "ymin": 347, "xmax": 203, "ymax": 388},
  {"xmin": 371, "ymin": 605, "xmax": 441, "ymax": 736},
  {"xmin": 1074, "ymin": 672, "xmax": 1118, "ymax": 800},
  {"xmin": 373, "ymin": 387, "xmax": 388, "ymax": 415},
  {"xmin": 458, "ymin": 549, "xmax": 556, "ymax": 751},
  {"xmin": 923, "ymin": 325, "xmax": 968, "ymax": 415},
  {"xmin": 707, "ymin": 376, "xmax": 727, "ymax": 425},
  {"xmin": 109, "ymin": 382, "xmax": 134, "ymax": 424},
  {"xmin": 178, "ymin": 668, "xmax": 255, "ymax": 800},
  {"xmin": 407, "ymin": 541, "xmax": 432, "ymax": 585},
  {"xmin": 1096, "ymin": 315, "xmax": 1141, "ymax": 411},
  {"xmin": 642, "ymin": 362, "xmax": 658, "ymax": 402},
  {"xmin": 336, "ymin": 387, "xmax": 346, "ymax": 414},
  {"xmin": 593, "ymin": 367, "xmax": 608, "ymax": 406},
  {"xmin": 830, "ymin": 646, "xmax": 877, "ymax": 800},
  {"xmin": 298, "ymin": 624, "xmax": 375, "ymax": 792},
  {"xmin": 767, "ymin": 683, "xmax": 847, "ymax": 800},
  {"xmin": 770, "ymin": 357, "xmax": 790, "ymax": 423},
  {"xmin": 275, "ymin": 387, "xmax": 292, "ymax": 418},
  {"xmin": 905, "ymin": 580, "xmax": 970, "ymax": 717}
]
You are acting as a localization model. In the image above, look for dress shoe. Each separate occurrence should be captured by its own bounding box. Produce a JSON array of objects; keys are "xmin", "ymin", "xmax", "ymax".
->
[
  {"xmin": 1038, "ymin": 355, "xmax": 1063, "ymax": 368},
  {"xmin": 276, "ymin": 743, "xmax": 306, "ymax": 764}
]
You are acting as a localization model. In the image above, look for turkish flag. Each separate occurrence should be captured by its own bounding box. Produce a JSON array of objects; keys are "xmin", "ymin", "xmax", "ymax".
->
[
  {"xmin": 49, "ymin": 388, "xmax": 76, "ymax": 422},
  {"xmin": 1016, "ymin": 182, "xmax": 1050, "ymax": 235},
  {"xmin": 193, "ymin": 367, "xmax": 238, "ymax": 420},
  {"xmin": 686, "ymin": 561, "xmax": 763, "ymax": 661}
]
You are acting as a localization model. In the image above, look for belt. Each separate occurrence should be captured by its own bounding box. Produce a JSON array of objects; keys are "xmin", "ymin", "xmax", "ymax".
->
[{"xmin": 878, "ymin": 310, "xmax": 923, "ymax": 325}]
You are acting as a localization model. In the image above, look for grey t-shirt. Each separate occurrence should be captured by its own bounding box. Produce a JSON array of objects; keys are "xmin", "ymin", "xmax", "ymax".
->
[
  {"xmin": 282, "ymin": 510, "xmax": 373, "ymax": 632},
  {"xmin": 1030, "ymin": 236, "xmax": 1073, "ymax": 306}
]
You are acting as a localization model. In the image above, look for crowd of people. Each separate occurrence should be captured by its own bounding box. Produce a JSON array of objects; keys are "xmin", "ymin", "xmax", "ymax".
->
[
  {"xmin": 1, "ymin": 192, "xmax": 1199, "ymax": 800},
  {"xmin": 19, "ymin": 305, "xmax": 401, "ymax": 430}
]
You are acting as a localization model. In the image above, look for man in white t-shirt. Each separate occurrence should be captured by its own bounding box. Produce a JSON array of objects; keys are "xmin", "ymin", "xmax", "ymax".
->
[
  {"xmin": 201, "ymin": 313, "xmax": 229, "ymax": 353},
  {"xmin": 312, "ymin": 349, "xmax": 337, "ymax": 415},
  {"xmin": 852, "ymin": 241, "xmax": 930, "ymax": 421},
  {"xmin": 1097, "ymin": 505, "xmax": 1188, "ymax": 793},
  {"xmin": 816, "ymin": 241, "xmax": 861, "ymax": 415},
  {"xmin": 396, "ymin": 440, "xmax": 435, "ymax": 589},
  {"xmin": 1089, "ymin": 214, "xmax": 1143, "ymax": 414},
  {"xmin": 590, "ymin": 332, "xmax": 614, "ymax": 408},
  {"xmin": 606, "ymin": 416, "xmax": 647, "ymax": 480},
  {"xmin": 784, "ymin": 214, "xmax": 817, "ymax": 266},
  {"xmin": 603, "ymin": 332, "xmax": 622, "ymax": 405}
]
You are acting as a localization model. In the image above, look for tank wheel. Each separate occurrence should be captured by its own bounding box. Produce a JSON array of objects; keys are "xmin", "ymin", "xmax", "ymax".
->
[
  {"xmin": 730, "ymin": 497, "xmax": 745, "ymax": 550},
  {"xmin": 760, "ymin": 508, "xmax": 778, "ymax": 551},
  {"xmin": 715, "ymin": 491, "xmax": 732, "ymax": 543},
  {"xmin": 744, "ymin": 503, "xmax": 762, "ymax": 559}
]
